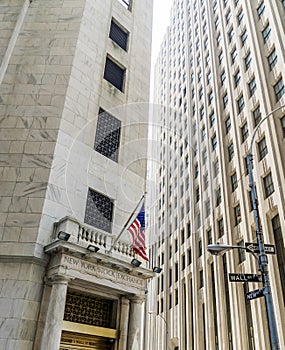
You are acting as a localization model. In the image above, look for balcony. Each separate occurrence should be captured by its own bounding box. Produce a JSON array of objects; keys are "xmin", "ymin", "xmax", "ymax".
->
[{"xmin": 53, "ymin": 216, "xmax": 136, "ymax": 264}]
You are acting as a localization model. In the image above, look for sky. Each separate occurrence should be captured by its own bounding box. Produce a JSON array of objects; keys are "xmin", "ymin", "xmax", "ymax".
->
[
  {"xmin": 151, "ymin": 0, "xmax": 173, "ymax": 65},
  {"xmin": 150, "ymin": 0, "xmax": 173, "ymax": 97}
]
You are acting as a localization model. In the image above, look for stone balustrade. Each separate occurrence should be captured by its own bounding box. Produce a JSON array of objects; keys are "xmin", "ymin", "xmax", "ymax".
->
[{"xmin": 53, "ymin": 216, "xmax": 135, "ymax": 261}]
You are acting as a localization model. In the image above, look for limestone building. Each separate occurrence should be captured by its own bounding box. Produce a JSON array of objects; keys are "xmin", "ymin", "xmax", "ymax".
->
[
  {"xmin": 147, "ymin": 0, "xmax": 285, "ymax": 349},
  {"xmin": 0, "ymin": 0, "xmax": 153, "ymax": 349}
]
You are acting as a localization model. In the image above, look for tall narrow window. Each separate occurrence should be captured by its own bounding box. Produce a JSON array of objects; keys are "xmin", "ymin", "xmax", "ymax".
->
[
  {"xmin": 216, "ymin": 186, "xmax": 222, "ymax": 206},
  {"xmin": 237, "ymin": 10, "xmax": 243, "ymax": 25},
  {"xmin": 223, "ymin": 93, "xmax": 228, "ymax": 108},
  {"xmin": 109, "ymin": 20, "xmax": 128, "ymax": 51},
  {"xmin": 268, "ymin": 48, "xmax": 277, "ymax": 70},
  {"xmin": 238, "ymin": 240, "xmax": 246, "ymax": 263},
  {"xmin": 104, "ymin": 56, "xmax": 126, "ymax": 91},
  {"xmin": 234, "ymin": 204, "xmax": 241, "ymax": 226},
  {"xmin": 225, "ymin": 117, "xmax": 231, "ymax": 134},
  {"xmin": 210, "ymin": 111, "xmax": 215, "ymax": 126},
  {"xmin": 241, "ymin": 30, "xmax": 247, "ymax": 46},
  {"xmin": 257, "ymin": 1, "xmax": 265, "ymax": 18},
  {"xmin": 253, "ymin": 105, "xmax": 262, "ymax": 126},
  {"xmin": 263, "ymin": 172, "xmax": 274, "ymax": 198},
  {"xmin": 217, "ymin": 218, "xmax": 224, "ymax": 237},
  {"xmin": 199, "ymin": 270, "xmax": 204, "ymax": 288},
  {"xmin": 237, "ymin": 95, "xmax": 245, "ymax": 113},
  {"xmin": 228, "ymin": 27, "xmax": 234, "ymax": 42},
  {"xmin": 221, "ymin": 70, "xmax": 226, "ymax": 85},
  {"xmin": 281, "ymin": 116, "xmax": 285, "ymax": 137},
  {"xmin": 273, "ymin": 77, "xmax": 285, "ymax": 101},
  {"xmin": 117, "ymin": 0, "xmax": 132, "ymax": 10},
  {"xmin": 228, "ymin": 142, "xmax": 234, "ymax": 161},
  {"xmin": 231, "ymin": 46, "xmax": 237, "ymax": 63},
  {"xmin": 84, "ymin": 189, "xmax": 113, "ymax": 233},
  {"xmin": 244, "ymin": 52, "xmax": 252, "ymax": 70},
  {"xmin": 262, "ymin": 23, "xmax": 271, "ymax": 42},
  {"xmin": 231, "ymin": 172, "xmax": 238, "ymax": 191},
  {"xmin": 248, "ymin": 77, "xmax": 257, "ymax": 97},
  {"xmin": 234, "ymin": 69, "xmax": 241, "ymax": 87},
  {"xmin": 241, "ymin": 123, "xmax": 249, "ymax": 142},
  {"xmin": 95, "ymin": 109, "xmax": 121, "ymax": 162},
  {"xmin": 258, "ymin": 137, "xmax": 268, "ymax": 160}
]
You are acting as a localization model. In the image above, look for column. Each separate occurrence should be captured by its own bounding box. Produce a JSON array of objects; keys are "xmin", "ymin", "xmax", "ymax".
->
[
  {"xmin": 40, "ymin": 275, "xmax": 71, "ymax": 350},
  {"xmin": 118, "ymin": 297, "xmax": 130, "ymax": 350},
  {"xmin": 127, "ymin": 296, "xmax": 145, "ymax": 350}
]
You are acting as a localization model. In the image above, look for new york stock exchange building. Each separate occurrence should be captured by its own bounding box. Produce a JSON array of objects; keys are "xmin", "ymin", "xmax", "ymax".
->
[{"xmin": 39, "ymin": 215, "xmax": 154, "ymax": 350}]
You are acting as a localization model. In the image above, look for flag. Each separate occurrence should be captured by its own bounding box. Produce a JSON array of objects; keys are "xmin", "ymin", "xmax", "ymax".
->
[{"xmin": 127, "ymin": 204, "xmax": 149, "ymax": 261}]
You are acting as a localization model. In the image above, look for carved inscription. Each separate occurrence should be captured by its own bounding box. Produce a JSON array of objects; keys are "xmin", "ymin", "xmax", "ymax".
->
[{"xmin": 62, "ymin": 255, "xmax": 145, "ymax": 290}]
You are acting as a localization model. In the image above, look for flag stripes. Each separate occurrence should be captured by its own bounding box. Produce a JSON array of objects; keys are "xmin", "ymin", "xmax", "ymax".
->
[{"xmin": 127, "ymin": 205, "xmax": 149, "ymax": 261}]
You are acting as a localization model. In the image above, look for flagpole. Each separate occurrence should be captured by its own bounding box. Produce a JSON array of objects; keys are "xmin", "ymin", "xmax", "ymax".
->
[{"xmin": 107, "ymin": 194, "xmax": 145, "ymax": 254}]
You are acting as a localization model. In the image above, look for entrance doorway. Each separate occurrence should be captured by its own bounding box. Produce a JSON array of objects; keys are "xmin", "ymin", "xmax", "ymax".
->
[{"xmin": 60, "ymin": 331, "xmax": 114, "ymax": 350}]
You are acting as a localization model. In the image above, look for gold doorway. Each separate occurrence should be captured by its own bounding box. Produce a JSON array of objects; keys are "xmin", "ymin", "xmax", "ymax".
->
[{"xmin": 60, "ymin": 331, "xmax": 114, "ymax": 350}]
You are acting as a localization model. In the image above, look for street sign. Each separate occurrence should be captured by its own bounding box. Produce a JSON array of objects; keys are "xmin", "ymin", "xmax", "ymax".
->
[
  {"xmin": 229, "ymin": 273, "xmax": 262, "ymax": 283},
  {"xmin": 245, "ymin": 242, "xmax": 276, "ymax": 255},
  {"xmin": 246, "ymin": 288, "xmax": 265, "ymax": 301}
]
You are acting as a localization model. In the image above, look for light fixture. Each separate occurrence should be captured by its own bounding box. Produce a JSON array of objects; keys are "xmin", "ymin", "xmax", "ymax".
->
[
  {"xmin": 131, "ymin": 258, "xmax": 141, "ymax": 267},
  {"xmin": 207, "ymin": 243, "xmax": 237, "ymax": 255},
  {"xmin": 87, "ymin": 245, "xmax": 100, "ymax": 253},
  {"xmin": 153, "ymin": 266, "xmax": 162, "ymax": 273},
  {"xmin": 57, "ymin": 231, "xmax": 70, "ymax": 241}
]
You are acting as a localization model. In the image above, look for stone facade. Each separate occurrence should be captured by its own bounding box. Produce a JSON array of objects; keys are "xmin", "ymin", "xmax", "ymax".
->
[{"xmin": 0, "ymin": 0, "xmax": 153, "ymax": 349}]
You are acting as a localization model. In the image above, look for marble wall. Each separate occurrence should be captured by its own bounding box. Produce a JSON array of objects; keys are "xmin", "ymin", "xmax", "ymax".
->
[{"xmin": 0, "ymin": 0, "xmax": 153, "ymax": 348}]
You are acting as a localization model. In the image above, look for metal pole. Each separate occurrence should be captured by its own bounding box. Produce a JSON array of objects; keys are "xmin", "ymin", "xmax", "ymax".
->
[
  {"xmin": 149, "ymin": 312, "xmax": 168, "ymax": 350},
  {"xmin": 107, "ymin": 194, "xmax": 144, "ymax": 253},
  {"xmin": 245, "ymin": 103, "xmax": 285, "ymax": 350}
]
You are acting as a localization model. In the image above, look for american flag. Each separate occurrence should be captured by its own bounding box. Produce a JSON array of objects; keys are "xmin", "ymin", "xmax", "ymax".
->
[{"xmin": 128, "ymin": 204, "xmax": 149, "ymax": 261}]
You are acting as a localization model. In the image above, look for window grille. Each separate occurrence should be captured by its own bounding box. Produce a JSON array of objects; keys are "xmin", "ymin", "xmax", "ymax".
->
[
  {"xmin": 94, "ymin": 109, "xmax": 121, "ymax": 162},
  {"xmin": 84, "ymin": 189, "xmax": 113, "ymax": 233}
]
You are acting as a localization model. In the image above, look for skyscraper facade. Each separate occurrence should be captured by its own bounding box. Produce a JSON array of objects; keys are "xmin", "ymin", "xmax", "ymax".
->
[
  {"xmin": 0, "ymin": 0, "xmax": 153, "ymax": 349},
  {"xmin": 147, "ymin": 0, "xmax": 285, "ymax": 349}
]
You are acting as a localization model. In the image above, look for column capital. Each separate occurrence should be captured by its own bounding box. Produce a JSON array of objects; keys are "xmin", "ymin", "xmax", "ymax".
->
[
  {"xmin": 50, "ymin": 274, "xmax": 73, "ymax": 285},
  {"xmin": 121, "ymin": 296, "xmax": 130, "ymax": 306},
  {"xmin": 129, "ymin": 295, "xmax": 146, "ymax": 304}
]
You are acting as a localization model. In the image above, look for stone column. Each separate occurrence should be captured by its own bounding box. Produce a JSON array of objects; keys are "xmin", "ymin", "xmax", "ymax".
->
[
  {"xmin": 40, "ymin": 275, "xmax": 71, "ymax": 350},
  {"xmin": 119, "ymin": 297, "xmax": 130, "ymax": 350},
  {"xmin": 127, "ymin": 296, "xmax": 145, "ymax": 350}
]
